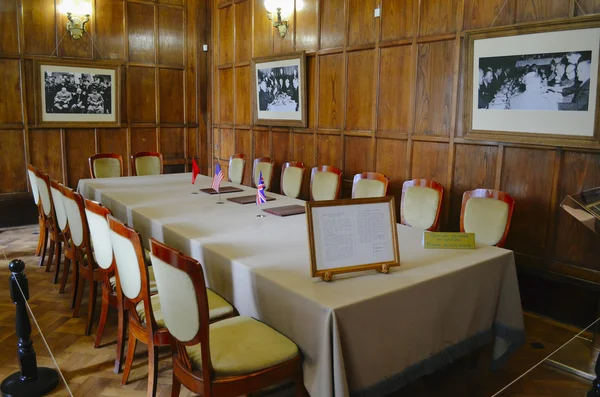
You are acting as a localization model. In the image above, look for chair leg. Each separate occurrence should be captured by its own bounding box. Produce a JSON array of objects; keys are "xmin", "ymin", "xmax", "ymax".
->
[
  {"xmin": 70, "ymin": 260, "xmax": 79, "ymax": 309},
  {"xmin": 35, "ymin": 216, "xmax": 44, "ymax": 256},
  {"xmin": 147, "ymin": 341, "xmax": 159, "ymax": 397},
  {"xmin": 59, "ymin": 257, "xmax": 71, "ymax": 294},
  {"xmin": 171, "ymin": 371, "xmax": 181, "ymax": 397},
  {"xmin": 73, "ymin": 275, "xmax": 85, "ymax": 317},
  {"xmin": 38, "ymin": 229, "xmax": 48, "ymax": 267},
  {"xmin": 85, "ymin": 280, "xmax": 98, "ymax": 336},
  {"xmin": 51, "ymin": 241, "xmax": 62, "ymax": 284},
  {"xmin": 122, "ymin": 329, "xmax": 137, "ymax": 385},
  {"xmin": 114, "ymin": 298, "xmax": 126, "ymax": 374},
  {"xmin": 45, "ymin": 238, "xmax": 55, "ymax": 272},
  {"xmin": 294, "ymin": 370, "xmax": 306, "ymax": 397},
  {"xmin": 94, "ymin": 286, "xmax": 110, "ymax": 348}
]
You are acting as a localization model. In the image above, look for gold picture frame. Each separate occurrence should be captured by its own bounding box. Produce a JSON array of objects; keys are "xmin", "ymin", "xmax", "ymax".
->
[
  {"xmin": 34, "ymin": 59, "xmax": 121, "ymax": 128},
  {"xmin": 306, "ymin": 196, "xmax": 400, "ymax": 282}
]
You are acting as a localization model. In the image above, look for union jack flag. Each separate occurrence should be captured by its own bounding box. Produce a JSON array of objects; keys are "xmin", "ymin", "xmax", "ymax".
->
[
  {"xmin": 256, "ymin": 171, "xmax": 266, "ymax": 205},
  {"xmin": 212, "ymin": 163, "xmax": 224, "ymax": 192}
]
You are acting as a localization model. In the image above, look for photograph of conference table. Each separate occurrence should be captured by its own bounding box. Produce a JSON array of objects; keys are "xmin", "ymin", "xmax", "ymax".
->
[{"xmin": 77, "ymin": 173, "xmax": 525, "ymax": 397}]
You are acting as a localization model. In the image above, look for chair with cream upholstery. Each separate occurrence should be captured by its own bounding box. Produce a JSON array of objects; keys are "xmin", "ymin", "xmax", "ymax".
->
[
  {"xmin": 352, "ymin": 172, "xmax": 389, "ymax": 199},
  {"xmin": 131, "ymin": 151, "xmax": 163, "ymax": 176},
  {"xmin": 89, "ymin": 153, "xmax": 123, "ymax": 178},
  {"xmin": 400, "ymin": 179, "xmax": 444, "ymax": 231},
  {"xmin": 460, "ymin": 189, "xmax": 515, "ymax": 248},
  {"xmin": 253, "ymin": 157, "xmax": 275, "ymax": 191},
  {"xmin": 34, "ymin": 169, "xmax": 62, "ymax": 274},
  {"xmin": 228, "ymin": 154, "xmax": 246, "ymax": 184},
  {"xmin": 109, "ymin": 218, "xmax": 236, "ymax": 396},
  {"xmin": 310, "ymin": 165, "xmax": 342, "ymax": 201},
  {"xmin": 149, "ymin": 238, "xmax": 305, "ymax": 397},
  {"xmin": 50, "ymin": 179, "xmax": 74, "ymax": 289},
  {"xmin": 27, "ymin": 164, "xmax": 46, "ymax": 257},
  {"xmin": 281, "ymin": 162, "xmax": 305, "ymax": 199}
]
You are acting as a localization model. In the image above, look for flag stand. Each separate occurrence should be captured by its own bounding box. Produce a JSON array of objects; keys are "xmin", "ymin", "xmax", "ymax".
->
[
  {"xmin": 256, "ymin": 203, "xmax": 266, "ymax": 218},
  {"xmin": 216, "ymin": 192, "xmax": 224, "ymax": 204}
]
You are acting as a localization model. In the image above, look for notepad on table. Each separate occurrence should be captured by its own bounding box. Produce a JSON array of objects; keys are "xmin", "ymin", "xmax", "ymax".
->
[
  {"xmin": 227, "ymin": 195, "xmax": 276, "ymax": 204},
  {"xmin": 263, "ymin": 205, "xmax": 306, "ymax": 217},
  {"xmin": 199, "ymin": 186, "xmax": 244, "ymax": 195}
]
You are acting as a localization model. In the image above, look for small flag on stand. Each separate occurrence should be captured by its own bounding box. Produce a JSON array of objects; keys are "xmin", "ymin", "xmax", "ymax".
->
[
  {"xmin": 256, "ymin": 171, "xmax": 267, "ymax": 205},
  {"xmin": 212, "ymin": 163, "xmax": 224, "ymax": 192},
  {"xmin": 192, "ymin": 158, "xmax": 200, "ymax": 184}
]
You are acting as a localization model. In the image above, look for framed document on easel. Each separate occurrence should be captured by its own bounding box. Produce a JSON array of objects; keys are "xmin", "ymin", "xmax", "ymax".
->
[{"xmin": 306, "ymin": 196, "xmax": 400, "ymax": 281}]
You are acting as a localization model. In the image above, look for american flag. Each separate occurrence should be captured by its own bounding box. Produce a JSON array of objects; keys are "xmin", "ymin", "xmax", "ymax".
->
[
  {"xmin": 256, "ymin": 171, "xmax": 266, "ymax": 205},
  {"xmin": 212, "ymin": 163, "xmax": 224, "ymax": 192}
]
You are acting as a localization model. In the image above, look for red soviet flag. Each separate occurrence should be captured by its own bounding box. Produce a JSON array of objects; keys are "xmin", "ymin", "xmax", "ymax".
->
[{"xmin": 192, "ymin": 158, "xmax": 200, "ymax": 184}]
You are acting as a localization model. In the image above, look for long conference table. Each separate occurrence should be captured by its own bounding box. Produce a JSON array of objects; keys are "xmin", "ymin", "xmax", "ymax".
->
[{"xmin": 78, "ymin": 173, "xmax": 526, "ymax": 397}]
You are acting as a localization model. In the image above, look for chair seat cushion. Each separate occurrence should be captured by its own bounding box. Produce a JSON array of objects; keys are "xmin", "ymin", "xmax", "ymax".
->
[
  {"xmin": 136, "ymin": 288, "xmax": 234, "ymax": 328},
  {"xmin": 186, "ymin": 316, "xmax": 299, "ymax": 377},
  {"xmin": 110, "ymin": 266, "xmax": 158, "ymax": 294}
]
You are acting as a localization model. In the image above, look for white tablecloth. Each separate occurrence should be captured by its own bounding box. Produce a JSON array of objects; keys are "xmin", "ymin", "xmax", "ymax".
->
[{"xmin": 78, "ymin": 173, "xmax": 525, "ymax": 397}]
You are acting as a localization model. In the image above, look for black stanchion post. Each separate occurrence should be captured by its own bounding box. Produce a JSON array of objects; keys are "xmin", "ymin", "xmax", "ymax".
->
[{"xmin": 0, "ymin": 259, "xmax": 59, "ymax": 397}]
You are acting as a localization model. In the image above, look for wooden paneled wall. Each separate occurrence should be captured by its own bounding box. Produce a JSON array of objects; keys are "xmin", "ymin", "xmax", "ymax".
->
[
  {"xmin": 0, "ymin": 0, "xmax": 209, "ymax": 200},
  {"xmin": 212, "ymin": 0, "xmax": 600, "ymax": 282}
]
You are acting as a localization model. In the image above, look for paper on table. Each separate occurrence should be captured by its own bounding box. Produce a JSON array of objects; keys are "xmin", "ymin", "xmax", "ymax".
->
[{"xmin": 311, "ymin": 202, "xmax": 395, "ymax": 271}]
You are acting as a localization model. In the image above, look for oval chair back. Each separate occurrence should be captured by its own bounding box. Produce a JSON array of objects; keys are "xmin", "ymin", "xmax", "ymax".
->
[
  {"xmin": 281, "ymin": 162, "xmax": 305, "ymax": 199},
  {"xmin": 27, "ymin": 165, "xmax": 40, "ymax": 205},
  {"xmin": 310, "ymin": 165, "xmax": 342, "ymax": 201},
  {"xmin": 131, "ymin": 151, "xmax": 163, "ymax": 176},
  {"xmin": 228, "ymin": 154, "xmax": 246, "ymax": 184},
  {"xmin": 253, "ymin": 157, "xmax": 275, "ymax": 191},
  {"xmin": 50, "ymin": 180, "xmax": 69, "ymax": 233},
  {"xmin": 352, "ymin": 172, "xmax": 389, "ymax": 198},
  {"xmin": 400, "ymin": 179, "xmax": 444, "ymax": 231},
  {"xmin": 460, "ymin": 189, "xmax": 515, "ymax": 247},
  {"xmin": 89, "ymin": 153, "xmax": 123, "ymax": 178}
]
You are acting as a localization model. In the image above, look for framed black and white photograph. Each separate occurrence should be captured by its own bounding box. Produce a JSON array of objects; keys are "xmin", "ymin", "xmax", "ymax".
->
[
  {"xmin": 464, "ymin": 16, "xmax": 600, "ymax": 147},
  {"xmin": 251, "ymin": 51, "xmax": 307, "ymax": 128},
  {"xmin": 34, "ymin": 60, "xmax": 120, "ymax": 128}
]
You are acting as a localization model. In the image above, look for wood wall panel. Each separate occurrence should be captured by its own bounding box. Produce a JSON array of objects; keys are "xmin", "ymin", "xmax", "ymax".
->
[
  {"xmin": 381, "ymin": 0, "xmax": 414, "ymax": 41},
  {"xmin": 296, "ymin": 0, "xmax": 318, "ymax": 52},
  {"xmin": 415, "ymin": 41, "xmax": 454, "ymax": 136},
  {"xmin": 210, "ymin": 0, "xmax": 600, "ymax": 287},
  {"xmin": 218, "ymin": 6, "xmax": 234, "ymax": 65},
  {"xmin": 320, "ymin": 0, "xmax": 345, "ymax": 49},
  {"xmin": 318, "ymin": 54, "xmax": 344, "ymax": 130},
  {"xmin": 128, "ymin": 2, "xmax": 156, "ymax": 63},
  {"xmin": 346, "ymin": 50, "xmax": 375, "ymax": 131},
  {"xmin": 451, "ymin": 144, "xmax": 498, "ymax": 230},
  {"xmin": 129, "ymin": 66, "xmax": 157, "ymax": 123},
  {"xmin": 553, "ymin": 151, "xmax": 600, "ymax": 270},
  {"xmin": 160, "ymin": 0, "xmax": 184, "ymax": 6},
  {"xmin": 28, "ymin": 130, "xmax": 63, "ymax": 182},
  {"xmin": 0, "ymin": 59, "xmax": 22, "ymax": 124},
  {"xmin": 234, "ymin": 66, "xmax": 251, "ymax": 125},
  {"xmin": 348, "ymin": 0, "xmax": 377, "ymax": 46},
  {"xmin": 378, "ymin": 46, "xmax": 413, "ymax": 134},
  {"xmin": 419, "ymin": 0, "xmax": 459, "ymax": 36},
  {"xmin": 235, "ymin": 129, "xmax": 253, "ymax": 185},
  {"xmin": 98, "ymin": 129, "xmax": 128, "ymax": 172},
  {"xmin": 463, "ymin": 0, "xmax": 516, "ymax": 29},
  {"xmin": 95, "ymin": 0, "xmax": 125, "ymax": 60},
  {"xmin": 161, "ymin": 128, "xmax": 185, "ymax": 159},
  {"xmin": 516, "ymin": 0, "xmax": 571, "ymax": 22},
  {"xmin": 411, "ymin": 141, "xmax": 449, "ymax": 187},
  {"xmin": 501, "ymin": 147, "xmax": 555, "ymax": 257},
  {"xmin": 131, "ymin": 128, "xmax": 158, "ymax": 154},
  {"xmin": 65, "ymin": 129, "xmax": 96, "ymax": 186},
  {"xmin": 235, "ymin": 1, "xmax": 252, "ymax": 63},
  {"xmin": 0, "ymin": 130, "xmax": 26, "ymax": 193},
  {"xmin": 220, "ymin": 128, "xmax": 234, "ymax": 160},
  {"xmin": 159, "ymin": 68, "xmax": 184, "ymax": 123},
  {"xmin": 0, "ymin": 0, "xmax": 19, "ymax": 55},
  {"xmin": 22, "ymin": 0, "xmax": 56, "ymax": 55},
  {"xmin": 158, "ymin": 7, "xmax": 185, "ymax": 66}
]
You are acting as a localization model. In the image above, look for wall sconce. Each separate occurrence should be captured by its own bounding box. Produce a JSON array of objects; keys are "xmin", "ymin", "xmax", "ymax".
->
[
  {"xmin": 58, "ymin": 0, "xmax": 92, "ymax": 40},
  {"xmin": 264, "ymin": 0, "xmax": 294, "ymax": 38}
]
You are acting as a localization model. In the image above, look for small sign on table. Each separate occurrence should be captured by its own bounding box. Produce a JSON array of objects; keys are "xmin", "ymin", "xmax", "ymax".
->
[{"xmin": 422, "ymin": 232, "xmax": 476, "ymax": 249}]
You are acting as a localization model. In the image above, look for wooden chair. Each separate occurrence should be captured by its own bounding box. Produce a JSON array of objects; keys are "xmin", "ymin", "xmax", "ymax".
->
[
  {"xmin": 310, "ymin": 166, "xmax": 342, "ymax": 201},
  {"xmin": 34, "ymin": 169, "xmax": 62, "ymax": 274},
  {"xmin": 61, "ymin": 186, "xmax": 103, "ymax": 336},
  {"xmin": 228, "ymin": 154, "xmax": 246, "ymax": 184},
  {"xmin": 89, "ymin": 153, "xmax": 123, "ymax": 178},
  {"xmin": 131, "ymin": 151, "xmax": 163, "ymax": 176},
  {"xmin": 50, "ymin": 179, "xmax": 74, "ymax": 288},
  {"xmin": 149, "ymin": 238, "xmax": 305, "ymax": 397},
  {"xmin": 352, "ymin": 172, "xmax": 389, "ymax": 198},
  {"xmin": 460, "ymin": 189, "xmax": 515, "ymax": 247},
  {"xmin": 253, "ymin": 157, "xmax": 275, "ymax": 191},
  {"xmin": 281, "ymin": 162, "xmax": 305, "ymax": 199},
  {"xmin": 109, "ymin": 217, "xmax": 236, "ymax": 397},
  {"xmin": 27, "ymin": 164, "xmax": 46, "ymax": 257},
  {"xmin": 400, "ymin": 179, "xmax": 444, "ymax": 231}
]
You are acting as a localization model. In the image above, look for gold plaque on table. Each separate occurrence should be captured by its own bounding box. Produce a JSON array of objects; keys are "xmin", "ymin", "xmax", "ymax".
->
[
  {"xmin": 422, "ymin": 232, "xmax": 476, "ymax": 249},
  {"xmin": 306, "ymin": 197, "xmax": 400, "ymax": 282}
]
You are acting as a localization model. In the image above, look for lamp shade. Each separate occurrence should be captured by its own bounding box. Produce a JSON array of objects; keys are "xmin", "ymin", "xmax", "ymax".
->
[
  {"xmin": 58, "ymin": 0, "xmax": 92, "ymax": 15},
  {"xmin": 264, "ymin": 0, "xmax": 294, "ymax": 20}
]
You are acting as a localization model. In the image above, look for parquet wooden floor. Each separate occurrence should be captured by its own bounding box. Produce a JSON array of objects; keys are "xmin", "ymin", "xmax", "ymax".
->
[{"xmin": 0, "ymin": 225, "xmax": 593, "ymax": 397}]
